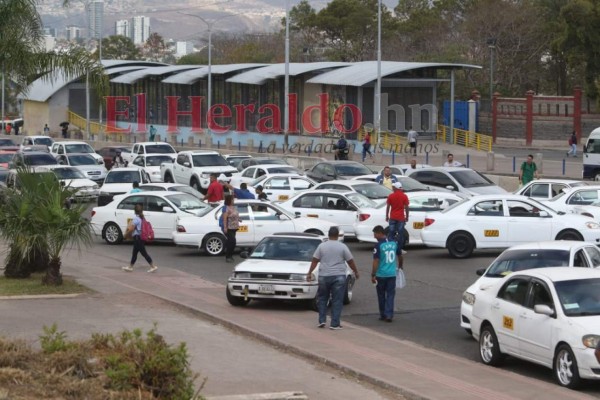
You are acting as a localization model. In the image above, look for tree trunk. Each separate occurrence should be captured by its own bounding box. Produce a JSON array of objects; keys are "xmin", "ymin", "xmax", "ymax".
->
[
  {"xmin": 43, "ymin": 257, "xmax": 63, "ymax": 286},
  {"xmin": 4, "ymin": 244, "xmax": 31, "ymax": 278}
]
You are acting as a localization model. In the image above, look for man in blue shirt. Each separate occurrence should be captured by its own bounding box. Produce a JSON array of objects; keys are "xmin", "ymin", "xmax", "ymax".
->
[
  {"xmin": 371, "ymin": 225, "xmax": 402, "ymax": 322},
  {"xmin": 230, "ymin": 182, "xmax": 255, "ymax": 199}
]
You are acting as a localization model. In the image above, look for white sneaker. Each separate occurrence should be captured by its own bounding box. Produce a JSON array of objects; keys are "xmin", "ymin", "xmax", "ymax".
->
[
  {"xmin": 147, "ymin": 265, "xmax": 158, "ymax": 273},
  {"xmin": 401, "ymin": 250, "xmax": 407, "ymax": 255},
  {"xmin": 122, "ymin": 266, "xmax": 133, "ymax": 272}
]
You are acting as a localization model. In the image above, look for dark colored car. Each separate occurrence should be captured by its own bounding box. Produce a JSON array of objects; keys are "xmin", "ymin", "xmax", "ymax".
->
[
  {"xmin": 0, "ymin": 138, "xmax": 17, "ymax": 147},
  {"xmin": 97, "ymin": 146, "xmax": 131, "ymax": 170},
  {"xmin": 239, "ymin": 157, "xmax": 289, "ymax": 171},
  {"xmin": 306, "ymin": 161, "xmax": 373, "ymax": 183},
  {"xmin": 11, "ymin": 151, "xmax": 58, "ymax": 168}
]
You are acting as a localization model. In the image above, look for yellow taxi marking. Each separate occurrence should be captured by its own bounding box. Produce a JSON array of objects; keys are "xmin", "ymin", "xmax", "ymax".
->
[
  {"xmin": 484, "ymin": 229, "xmax": 499, "ymax": 237},
  {"xmin": 503, "ymin": 316, "xmax": 514, "ymax": 330},
  {"xmin": 413, "ymin": 222, "xmax": 424, "ymax": 229},
  {"xmin": 307, "ymin": 214, "xmax": 319, "ymax": 218},
  {"xmin": 127, "ymin": 218, "xmax": 133, "ymax": 225},
  {"xmin": 278, "ymin": 195, "xmax": 289, "ymax": 201},
  {"xmin": 238, "ymin": 225, "xmax": 249, "ymax": 233}
]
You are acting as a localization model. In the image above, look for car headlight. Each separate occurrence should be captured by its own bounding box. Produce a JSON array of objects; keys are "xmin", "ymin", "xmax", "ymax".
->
[
  {"xmin": 235, "ymin": 272, "xmax": 250, "ymax": 279},
  {"xmin": 585, "ymin": 222, "xmax": 600, "ymax": 229},
  {"xmin": 201, "ymin": 173, "xmax": 210, "ymax": 178},
  {"xmin": 583, "ymin": 334, "xmax": 600, "ymax": 349},
  {"xmin": 289, "ymin": 273, "xmax": 308, "ymax": 281},
  {"xmin": 92, "ymin": 185, "xmax": 99, "ymax": 190},
  {"xmin": 462, "ymin": 291, "xmax": 476, "ymax": 305}
]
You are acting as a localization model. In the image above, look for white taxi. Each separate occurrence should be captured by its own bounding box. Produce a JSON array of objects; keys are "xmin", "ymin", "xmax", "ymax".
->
[
  {"xmin": 312, "ymin": 180, "xmax": 392, "ymax": 205},
  {"xmin": 91, "ymin": 191, "xmax": 211, "ymax": 244},
  {"xmin": 421, "ymin": 194, "xmax": 600, "ymax": 258},
  {"xmin": 173, "ymin": 200, "xmax": 341, "ymax": 256},
  {"xmin": 226, "ymin": 233, "xmax": 355, "ymax": 309},
  {"xmin": 130, "ymin": 154, "xmax": 177, "ymax": 182},
  {"xmin": 461, "ymin": 241, "xmax": 600, "ymax": 334},
  {"xmin": 354, "ymin": 192, "xmax": 462, "ymax": 246},
  {"xmin": 249, "ymin": 173, "xmax": 316, "ymax": 201},
  {"xmin": 471, "ymin": 267, "xmax": 600, "ymax": 389},
  {"xmin": 515, "ymin": 179, "xmax": 588, "ymax": 200},
  {"xmin": 230, "ymin": 164, "xmax": 302, "ymax": 187},
  {"xmin": 541, "ymin": 185, "xmax": 600, "ymax": 220}
]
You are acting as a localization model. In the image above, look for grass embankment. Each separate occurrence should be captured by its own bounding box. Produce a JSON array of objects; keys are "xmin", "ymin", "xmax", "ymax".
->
[{"xmin": 0, "ymin": 273, "xmax": 90, "ymax": 296}]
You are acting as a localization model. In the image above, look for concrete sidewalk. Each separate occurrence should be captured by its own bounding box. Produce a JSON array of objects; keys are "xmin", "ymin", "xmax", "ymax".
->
[{"xmin": 20, "ymin": 251, "xmax": 594, "ymax": 400}]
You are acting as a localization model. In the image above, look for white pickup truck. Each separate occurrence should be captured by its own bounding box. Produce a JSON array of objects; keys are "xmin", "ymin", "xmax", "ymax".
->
[
  {"xmin": 125, "ymin": 142, "xmax": 177, "ymax": 165},
  {"xmin": 160, "ymin": 150, "xmax": 237, "ymax": 193}
]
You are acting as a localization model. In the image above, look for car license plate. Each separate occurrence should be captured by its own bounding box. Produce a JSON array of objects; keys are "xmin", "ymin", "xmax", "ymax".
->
[
  {"xmin": 413, "ymin": 222, "xmax": 424, "ymax": 229},
  {"xmin": 278, "ymin": 195, "xmax": 289, "ymax": 200},
  {"xmin": 258, "ymin": 285, "xmax": 275, "ymax": 294},
  {"xmin": 238, "ymin": 225, "xmax": 248, "ymax": 233}
]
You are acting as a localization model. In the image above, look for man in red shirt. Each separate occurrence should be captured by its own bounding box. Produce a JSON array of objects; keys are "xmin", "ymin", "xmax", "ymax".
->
[
  {"xmin": 204, "ymin": 173, "xmax": 224, "ymax": 204},
  {"xmin": 385, "ymin": 181, "xmax": 409, "ymax": 249}
]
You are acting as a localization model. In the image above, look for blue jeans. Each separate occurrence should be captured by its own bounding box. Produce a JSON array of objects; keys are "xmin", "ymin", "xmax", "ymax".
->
[
  {"xmin": 388, "ymin": 220, "xmax": 405, "ymax": 250},
  {"xmin": 568, "ymin": 143, "xmax": 577, "ymax": 156},
  {"xmin": 317, "ymin": 275, "xmax": 346, "ymax": 327},
  {"xmin": 376, "ymin": 276, "xmax": 396, "ymax": 319}
]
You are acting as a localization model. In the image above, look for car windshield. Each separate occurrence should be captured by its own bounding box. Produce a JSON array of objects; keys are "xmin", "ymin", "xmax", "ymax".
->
[
  {"xmin": 398, "ymin": 177, "xmax": 430, "ymax": 192},
  {"xmin": 250, "ymin": 175, "xmax": 268, "ymax": 186},
  {"xmin": 104, "ymin": 171, "xmax": 140, "ymax": 183},
  {"xmin": 485, "ymin": 249, "xmax": 571, "ymax": 278},
  {"xmin": 192, "ymin": 154, "xmax": 229, "ymax": 167},
  {"xmin": 52, "ymin": 168, "xmax": 86, "ymax": 180},
  {"xmin": 25, "ymin": 154, "xmax": 58, "ymax": 166},
  {"xmin": 67, "ymin": 154, "xmax": 96, "ymax": 165},
  {"xmin": 249, "ymin": 237, "xmax": 321, "ymax": 261},
  {"xmin": 145, "ymin": 144, "xmax": 175, "ymax": 154},
  {"xmin": 65, "ymin": 144, "xmax": 94, "ymax": 154},
  {"xmin": 335, "ymin": 163, "xmax": 372, "ymax": 176},
  {"xmin": 35, "ymin": 138, "xmax": 53, "ymax": 146},
  {"xmin": 555, "ymin": 278, "xmax": 600, "ymax": 316},
  {"xmin": 449, "ymin": 170, "xmax": 494, "ymax": 187},
  {"xmin": 145, "ymin": 155, "xmax": 174, "ymax": 166},
  {"xmin": 167, "ymin": 185, "xmax": 203, "ymax": 200},
  {"xmin": 441, "ymin": 198, "xmax": 469, "ymax": 213},
  {"xmin": 0, "ymin": 139, "xmax": 16, "ymax": 146},
  {"xmin": 352, "ymin": 183, "xmax": 392, "ymax": 199},
  {"xmin": 346, "ymin": 192, "xmax": 376, "ymax": 208},
  {"xmin": 0, "ymin": 154, "xmax": 13, "ymax": 162},
  {"xmin": 266, "ymin": 166, "xmax": 298, "ymax": 174},
  {"xmin": 165, "ymin": 193, "xmax": 208, "ymax": 211}
]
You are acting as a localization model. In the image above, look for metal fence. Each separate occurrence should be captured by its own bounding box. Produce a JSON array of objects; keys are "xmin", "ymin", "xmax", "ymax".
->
[{"xmin": 436, "ymin": 125, "xmax": 493, "ymax": 152}]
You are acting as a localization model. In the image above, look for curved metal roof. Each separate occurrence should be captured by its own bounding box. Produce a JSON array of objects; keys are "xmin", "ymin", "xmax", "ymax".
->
[
  {"xmin": 162, "ymin": 63, "xmax": 267, "ymax": 85},
  {"xmin": 306, "ymin": 61, "xmax": 481, "ymax": 87},
  {"xmin": 226, "ymin": 62, "xmax": 350, "ymax": 85},
  {"xmin": 104, "ymin": 66, "xmax": 149, "ymax": 76},
  {"xmin": 110, "ymin": 65, "xmax": 200, "ymax": 84},
  {"xmin": 101, "ymin": 60, "xmax": 167, "ymax": 69}
]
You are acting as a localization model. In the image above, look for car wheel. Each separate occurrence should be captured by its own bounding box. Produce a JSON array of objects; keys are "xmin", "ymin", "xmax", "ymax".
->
[
  {"xmin": 479, "ymin": 324, "xmax": 503, "ymax": 366},
  {"xmin": 304, "ymin": 229, "xmax": 324, "ymax": 236},
  {"xmin": 554, "ymin": 344, "xmax": 581, "ymax": 389},
  {"xmin": 204, "ymin": 233, "xmax": 225, "ymax": 256},
  {"xmin": 103, "ymin": 223, "xmax": 123, "ymax": 245},
  {"xmin": 164, "ymin": 173, "xmax": 173, "ymax": 183},
  {"xmin": 447, "ymin": 231, "xmax": 475, "ymax": 258},
  {"xmin": 343, "ymin": 276, "xmax": 354, "ymax": 305},
  {"xmin": 226, "ymin": 287, "xmax": 250, "ymax": 307},
  {"xmin": 556, "ymin": 229, "xmax": 584, "ymax": 241}
]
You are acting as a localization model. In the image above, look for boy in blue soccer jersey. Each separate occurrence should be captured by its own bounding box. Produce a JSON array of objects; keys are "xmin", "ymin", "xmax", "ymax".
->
[{"xmin": 371, "ymin": 225, "xmax": 403, "ymax": 322}]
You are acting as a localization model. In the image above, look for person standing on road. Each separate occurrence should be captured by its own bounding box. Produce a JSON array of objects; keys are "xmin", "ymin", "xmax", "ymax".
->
[
  {"xmin": 43, "ymin": 123, "xmax": 50, "ymax": 135},
  {"xmin": 567, "ymin": 130, "xmax": 578, "ymax": 157},
  {"xmin": 386, "ymin": 182, "xmax": 409, "ymax": 249},
  {"xmin": 204, "ymin": 173, "xmax": 224, "ymax": 204},
  {"xmin": 407, "ymin": 126, "xmax": 418, "ymax": 156},
  {"xmin": 307, "ymin": 227, "xmax": 360, "ymax": 330},
  {"xmin": 123, "ymin": 203, "xmax": 157, "ymax": 273},
  {"xmin": 255, "ymin": 185, "xmax": 268, "ymax": 201},
  {"xmin": 362, "ymin": 132, "xmax": 373, "ymax": 162},
  {"xmin": 371, "ymin": 225, "xmax": 402, "ymax": 322},
  {"xmin": 443, "ymin": 153, "xmax": 463, "ymax": 167},
  {"xmin": 148, "ymin": 125, "xmax": 157, "ymax": 142},
  {"xmin": 375, "ymin": 166, "xmax": 398, "ymax": 190},
  {"xmin": 222, "ymin": 195, "xmax": 240, "ymax": 263},
  {"xmin": 519, "ymin": 154, "xmax": 539, "ymax": 186}
]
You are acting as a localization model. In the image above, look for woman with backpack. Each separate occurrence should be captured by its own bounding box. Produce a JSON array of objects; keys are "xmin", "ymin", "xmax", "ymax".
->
[
  {"xmin": 123, "ymin": 203, "xmax": 158, "ymax": 273},
  {"xmin": 222, "ymin": 195, "xmax": 240, "ymax": 263}
]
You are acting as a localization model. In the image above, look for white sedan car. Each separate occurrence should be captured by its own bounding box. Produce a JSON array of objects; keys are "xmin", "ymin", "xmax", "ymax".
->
[
  {"xmin": 230, "ymin": 164, "xmax": 302, "ymax": 187},
  {"xmin": 249, "ymin": 173, "xmax": 316, "ymax": 201},
  {"xmin": 139, "ymin": 182, "xmax": 204, "ymax": 200},
  {"xmin": 173, "ymin": 200, "xmax": 342, "ymax": 256},
  {"xmin": 354, "ymin": 192, "xmax": 463, "ymax": 246},
  {"xmin": 35, "ymin": 165, "xmax": 100, "ymax": 201},
  {"xmin": 312, "ymin": 180, "xmax": 392, "ymax": 205},
  {"xmin": 421, "ymin": 194, "xmax": 600, "ymax": 258},
  {"xmin": 471, "ymin": 267, "xmax": 600, "ymax": 389},
  {"xmin": 460, "ymin": 241, "xmax": 600, "ymax": 334},
  {"xmin": 277, "ymin": 189, "xmax": 377, "ymax": 237},
  {"xmin": 91, "ymin": 191, "xmax": 211, "ymax": 244},
  {"xmin": 226, "ymin": 233, "xmax": 355, "ymax": 309},
  {"xmin": 515, "ymin": 179, "xmax": 588, "ymax": 200},
  {"xmin": 541, "ymin": 185, "xmax": 600, "ymax": 220},
  {"xmin": 130, "ymin": 154, "xmax": 177, "ymax": 182}
]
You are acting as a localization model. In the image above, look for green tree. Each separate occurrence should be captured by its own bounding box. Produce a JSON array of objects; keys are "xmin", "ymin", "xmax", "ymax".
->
[
  {"xmin": 177, "ymin": 52, "xmax": 206, "ymax": 65},
  {"xmin": 144, "ymin": 32, "xmax": 167, "ymax": 62},
  {"xmin": 101, "ymin": 35, "xmax": 141, "ymax": 60}
]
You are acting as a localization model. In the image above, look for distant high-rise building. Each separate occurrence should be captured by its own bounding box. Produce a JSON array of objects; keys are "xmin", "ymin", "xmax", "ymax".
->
[
  {"xmin": 87, "ymin": 0, "xmax": 104, "ymax": 39},
  {"xmin": 130, "ymin": 16, "xmax": 150, "ymax": 45},
  {"xmin": 175, "ymin": 41, "xmax": 194, "ymax": 57},
  {"xmin": 43, "ymin": 27, "xmax": 57, "ymax": 37},
  {"xmin": 115, "ymin": 19, "xmax": 129, "ymax": 37},
  {"xmin": 66, "ymin": 26, "xmax": 82, "ymax": 41}
]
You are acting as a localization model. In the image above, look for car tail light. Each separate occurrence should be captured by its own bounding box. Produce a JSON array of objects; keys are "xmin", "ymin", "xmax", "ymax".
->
[
  {"xmin": 176, "ymin": 225, "xmax": 186, "ymax": 233},
  {"xmin": 358, "ymin": 213, "xmax": 370, "ymax": 221},
  {"xmin": 91, "ymin": 210, "xmax": 96, "ymax": 218},
  {"xmin": 424, "ymin": 218, "xmax": 435, "ymax": 227}
]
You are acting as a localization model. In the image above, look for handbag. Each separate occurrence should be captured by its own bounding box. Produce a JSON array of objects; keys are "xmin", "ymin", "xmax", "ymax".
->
[{"xmin": 396, "ymin": 268, "xmax": 406, "ymax": 289}]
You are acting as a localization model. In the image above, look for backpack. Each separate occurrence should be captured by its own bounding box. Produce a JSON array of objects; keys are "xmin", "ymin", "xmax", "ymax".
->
[
  {"xmin": 219, "ymin": 206, "xmax": 227, "ymax": 230},
  {"xmin": 140, "ymin": 218, "xmax": 154, "ymax": 242}
]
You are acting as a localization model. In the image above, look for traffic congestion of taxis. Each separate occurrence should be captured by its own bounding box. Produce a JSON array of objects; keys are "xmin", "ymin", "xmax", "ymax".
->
[{"xmin": 6, "ymin": 137, "xmax": 600, "ymax": 391}]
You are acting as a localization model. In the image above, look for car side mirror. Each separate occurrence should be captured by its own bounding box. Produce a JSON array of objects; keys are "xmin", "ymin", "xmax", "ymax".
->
[
  {"xmin": 534, "ymin": 304, "xmax": 555, "ymax": 317},
  {"xmin": 240, "ymin": 251, "xmax": 249, "ymax": 259},
  {"xmin": 162, "ymin": 206, "xmax": 174, "ymax": 213},
  {"xmin": 476, "ymin": 268, "xmax": 486, "ymax": 276},
  {"xmin": 183, "ymin": 162, "xmax": 191, "ymax": 167},
  {"xmin": 446, "ymin": 185, "xmax": 455, "ymax": 191},
  {"xmin": 538, "ymin": 210, "xmax": 550, "ymax": 217}
]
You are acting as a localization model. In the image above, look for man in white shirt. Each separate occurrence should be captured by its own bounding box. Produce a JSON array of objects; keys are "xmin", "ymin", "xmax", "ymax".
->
[
  {"xmin": 443, "ymin": 153, "xmax": 463, "ymax": 167},
  {"xmin": 407, "ymin": 126, "xmax": 418, "ymax": 156}
]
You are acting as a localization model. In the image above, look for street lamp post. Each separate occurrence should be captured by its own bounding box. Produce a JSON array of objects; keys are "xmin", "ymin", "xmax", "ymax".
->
[
  {"xmin": 284, "ymin": 0, "xmax": 290, "ymax": 151},
  {"xmin": 487, "ymin": 38, "xmax": 496, "ymax": 106},
  {"xmin": 375, "ymin": 0, "xmax": 382, "ymax": 148}
]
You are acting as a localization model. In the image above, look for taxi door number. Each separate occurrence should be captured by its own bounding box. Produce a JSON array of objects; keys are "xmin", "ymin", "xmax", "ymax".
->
[
  {"xmin": 503, "ymin": 316, "xmax": 514, "ymax": 330},
  {"xmin": 307, "ymin": 214, "xmax": 319, "ymax": 218},
  {"xmin": 278, "ymin": 195, "xmax": 289, "ymax": 201},
  {"xmin": 127, "ymin": 218, "xmax": 133, "ymax": 225},
  {"xmin": 413, "ymin": 222, "xmax": 424, "ymax": 229},
  {"xmin": 238, "ymin": 225, "xmax": 249, "ymax": 233},
  {"xmin": 484, "ymin": 230, "xmax": 499, "ymax": 237}
]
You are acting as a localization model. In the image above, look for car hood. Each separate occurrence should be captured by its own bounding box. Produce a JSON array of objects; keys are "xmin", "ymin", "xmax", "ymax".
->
[
  {"xmin": 466, "ymin": 185, "xmax": 507, "ymax": 195},
  {"xmin": 234, "ymin": 259, "xmax": 311, "ymax": 274},
  {"xmin": 198, "ymin": 166, "xmax": 238, "ymax": 174},
  {"xmin": 75, "ymin": 164, "xmax": 105, "ymax": 172},
  {"xmin": 568, "ymin": 316, "xmax": 600, "ymax": 332},
  {"xmin": 100, "ymin": 183, "xmax": 134, "ymax": 193},
  {"xmin": 466, "ymin": 276, "xmax": 500, "ymax": 294},
  {"xmin": 62, "ymin": 178, "xmax": 98, "ymax": 188}
]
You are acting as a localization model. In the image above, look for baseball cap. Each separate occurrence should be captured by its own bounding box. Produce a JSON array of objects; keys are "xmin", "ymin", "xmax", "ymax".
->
[
  {"xmin": 218, "ymin": 174, "xmax": 230, "ymax": 182},
  {"xmin": 392, "ymin": 181, "xmax": 403, "ymax": 189}
]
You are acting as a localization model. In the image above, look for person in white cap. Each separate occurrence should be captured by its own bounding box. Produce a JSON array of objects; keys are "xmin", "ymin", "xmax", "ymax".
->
[
  {"xmin": 218, "ymin": 173, "xmax": 234, "ymax": 197},
  {"xmin": 385, "ymin": 181, "xmax": 409, "ymax": 249}
]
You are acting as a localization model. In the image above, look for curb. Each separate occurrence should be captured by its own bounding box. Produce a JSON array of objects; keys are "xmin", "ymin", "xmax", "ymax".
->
[
  {"xmin": 206, "ymin": 392, "xmax": 308, "ymax": 400},
  {"xmin": 0, "ymin": 293, "xmax": 82, "ymax": 300}
]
